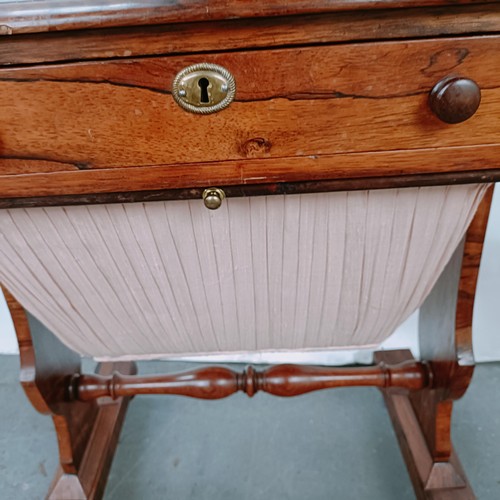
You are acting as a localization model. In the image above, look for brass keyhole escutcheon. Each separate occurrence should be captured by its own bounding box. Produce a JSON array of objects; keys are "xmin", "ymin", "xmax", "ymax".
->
[{"xmin": 172, "ymin": 63, "xmax": 236, "ymax": 114}]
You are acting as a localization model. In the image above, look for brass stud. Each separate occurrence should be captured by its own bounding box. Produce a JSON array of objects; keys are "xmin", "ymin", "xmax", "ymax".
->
[{"xmin": 202, "ymin": 188, "xmax": 226, "ymax": 210}]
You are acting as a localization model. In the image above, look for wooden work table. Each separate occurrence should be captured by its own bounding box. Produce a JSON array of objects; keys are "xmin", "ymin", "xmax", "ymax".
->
[{"xmin": 0, "ymin": 3, "xmax": 499, "ymax": 499}]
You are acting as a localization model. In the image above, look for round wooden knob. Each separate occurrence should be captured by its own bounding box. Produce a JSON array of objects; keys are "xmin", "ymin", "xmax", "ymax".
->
[
  {"xmin": 429, "ymin": 76, "xmax": 481, "ymax": 124},
  {"xmin": 202, "ymin": 187, "xmax": 225, "ymax": 210}
]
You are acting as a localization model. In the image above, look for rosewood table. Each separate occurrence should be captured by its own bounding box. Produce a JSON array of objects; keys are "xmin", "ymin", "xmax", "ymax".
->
[{"xmin": 0, "ymin": 1, "xmax": 499, "ymax": 499}]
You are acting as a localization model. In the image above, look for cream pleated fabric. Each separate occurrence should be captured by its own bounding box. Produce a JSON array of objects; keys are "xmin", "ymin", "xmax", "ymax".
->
[{"xmin": 0, "ymin": 185, "xmax": 488, "ymax": 360}]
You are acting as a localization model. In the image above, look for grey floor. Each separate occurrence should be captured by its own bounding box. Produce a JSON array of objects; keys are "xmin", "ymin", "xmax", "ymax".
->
[{"xmin": 0, "ymin": 356, "xmax": 499, "ymax": 500}]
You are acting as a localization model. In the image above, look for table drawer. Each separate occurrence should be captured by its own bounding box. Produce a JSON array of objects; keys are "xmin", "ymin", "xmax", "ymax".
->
[{"xmin": 0, "ymin": 35, "xmax": 499, "ymax": 194}]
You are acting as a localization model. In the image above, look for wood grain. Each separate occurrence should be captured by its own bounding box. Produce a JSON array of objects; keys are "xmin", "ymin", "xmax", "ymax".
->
[
  {"xmin": 3, "ymin": 288, "xmax": 137, "ymax": 499},
  {"xmin": 76, "ymin": 360, "xmax": 429, "ymax": 401},
  {"xmin": 429, "ymin": 76, "xmax": 482, "ymax": 124},
  {"xmin": 0, "ymin": 36, "xmax": 499, "ymax": 186},
  {"xmin": 398, "ymin": 187, "xmax": 493, "ymax": 467},
  {"xmin": 0, "ymin": 0, "xmax": 496, "ymax": 35},
  {"xmin": 377, "ymin": 351, "xmax": 473, "ymax": 500},
  {"xmin": 5, "ymin": 288, "xmax": 136, "ymax": 500},
  {"xmin": 48, "ymin": 364, "xmax": 135, "ymax": 500},
  {"xmin": 2, "ymin": 2, "xmax": 496, "ymax": 497},
  {"xmin": 419, "ymin": 185, "xmax": 493, "ymax": 397},
  {"xmin": 2, "ymin": 5, "xmax": 500, "ymax": 66},
  {"xmin": 0, "ymin": 146, "xmax": 498, "ymax": 204},
  {"xmin": 3, "ymin": 286, "xmax": 83, "ymax": 417},
  {"xmin": 454, "ymin": 185, "xmax": 493, "ymax": 369}
]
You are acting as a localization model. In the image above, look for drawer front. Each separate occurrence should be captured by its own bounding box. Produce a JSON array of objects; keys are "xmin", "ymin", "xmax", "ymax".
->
[{"xmin": 0, "ymin": 35, "xmax": 499, "ymax": 197}]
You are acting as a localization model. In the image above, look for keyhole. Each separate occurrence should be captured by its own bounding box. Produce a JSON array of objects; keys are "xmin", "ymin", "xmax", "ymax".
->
[{"xmin": 198, "ymin": 77, "xmax": 210, "ymax": 104}]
